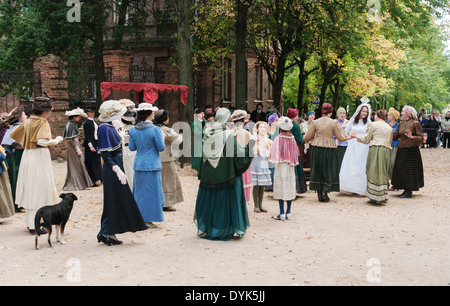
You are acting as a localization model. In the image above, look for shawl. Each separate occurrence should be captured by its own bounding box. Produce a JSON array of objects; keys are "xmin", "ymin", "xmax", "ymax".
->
[
  {"xmin": 202, "ymin": 108, "xmax": 232, "ymax": 168},
  {"xmin": 98, "ymin": 122, "xmax": 122, "ymax": 152},
  {"xmin": 63, "ymin": 120, "xmax": 80, "ymax": 139},
  {"xmin": 9, "ymin": 116, "xmax": 51, "ymax": 149},
  {"xmin": 269, "ymin": 131, "xmax": 299, "ymax": 166}
]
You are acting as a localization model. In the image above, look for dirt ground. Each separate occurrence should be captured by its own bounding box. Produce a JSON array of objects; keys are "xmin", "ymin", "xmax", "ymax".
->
[{"xmin": 0, "ymin": 147, "xmax": 449, "ymax": 286}]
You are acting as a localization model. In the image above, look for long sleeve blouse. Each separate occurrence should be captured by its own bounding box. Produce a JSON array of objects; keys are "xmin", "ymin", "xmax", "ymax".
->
[
  {"xmin": 357, "ymin": 120, "xmax": 393, "ymax": 149},
  {"xmin": 303, "ymin": 116, "xmax": 348, "ymax": 148}
]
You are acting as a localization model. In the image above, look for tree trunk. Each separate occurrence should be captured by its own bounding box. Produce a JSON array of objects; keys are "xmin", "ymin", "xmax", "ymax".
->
[
  {"xmin": 112, "ymin": 0, "xmax": 131, "ymax": 49},
  {"xmin": 170, "ymin": 0, "xmax": 194, "ymax": 124},
  {"xmin": 91, "ymin": 1, "xmax": 106, "ymax": 108},
  {"xmin": 273, "ymin": 55, "xmax": 287, "ymax": 111},
  {"xmin": 235, "ymin": 0, "xmax": 252, "ymax": 110}
]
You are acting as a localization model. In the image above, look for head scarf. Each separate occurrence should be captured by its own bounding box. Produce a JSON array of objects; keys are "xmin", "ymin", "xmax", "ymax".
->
[
  {"xmin": 202, "ymin": 108, "xmax": 232, "ymax": 168},
  {"xmin": 402, "ymin": 105, "xmax": 418, "ymax": 121},
  {"xmin": 286, "ymin": 108, "xmax": 299, "ymax": 119},
  {"xmin": 336, "ymin": 107, "xmax": 346, "ymax": 114},
  {"xmin": 268, "ymin": 113, "xmax": 278, "ymax": 126},
  {"xmin": 307, "ymin": 110, "xmax": 315, "ymax": 117},
  {"xmin": 388, "ymin": 107, "xmax": 400, "ymax": 121}
]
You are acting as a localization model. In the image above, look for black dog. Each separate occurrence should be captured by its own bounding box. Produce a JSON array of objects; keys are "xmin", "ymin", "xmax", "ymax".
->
[{"xmin": 34, "ymin": 193, "xmax": 77, "ymax": 250}]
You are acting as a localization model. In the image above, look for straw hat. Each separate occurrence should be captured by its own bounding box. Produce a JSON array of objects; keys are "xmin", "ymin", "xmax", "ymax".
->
[{"xmin": 98, "ymin": 100, "xmax": 127, "ymax": 122}]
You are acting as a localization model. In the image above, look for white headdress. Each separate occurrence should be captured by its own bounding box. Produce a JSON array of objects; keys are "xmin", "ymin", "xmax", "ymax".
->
[{"xmin": 350, "ymin": 97, "xmax": 372, "ymax": 125}]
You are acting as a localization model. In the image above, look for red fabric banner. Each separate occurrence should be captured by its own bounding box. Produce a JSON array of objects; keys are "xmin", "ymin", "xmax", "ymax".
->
[{"xmin": 100, "ymin": 82, "xmax": 189, "ymax": 105}]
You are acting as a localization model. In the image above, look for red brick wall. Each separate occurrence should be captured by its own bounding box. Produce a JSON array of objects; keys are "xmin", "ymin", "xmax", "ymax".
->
[{"xmin": 33, "ymin": 54, "xmax": 69, "ymax": 160}]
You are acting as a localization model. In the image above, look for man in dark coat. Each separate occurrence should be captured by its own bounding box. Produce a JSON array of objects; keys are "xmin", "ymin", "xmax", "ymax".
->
[{"xmin": 250, "ymin": 103, "xmax": 266, "ymax": 123}]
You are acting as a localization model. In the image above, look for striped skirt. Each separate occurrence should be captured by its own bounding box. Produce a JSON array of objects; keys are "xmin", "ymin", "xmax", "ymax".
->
[
  {"xmin": 391, "ymin": 146, "xmax": 424, "ymax": 191},
  {"xmin": 366, "ymin": 146, "xmax": 390, "ymax": 202}
]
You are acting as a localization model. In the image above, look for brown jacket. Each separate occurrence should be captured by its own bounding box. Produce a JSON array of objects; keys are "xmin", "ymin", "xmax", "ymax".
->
[{"xmin": 303, "ymin": 116, "xmax": 347, "ymax": 148}]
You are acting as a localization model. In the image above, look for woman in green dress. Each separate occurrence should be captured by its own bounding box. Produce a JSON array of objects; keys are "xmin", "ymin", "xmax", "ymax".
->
[
  {"xmin": 351, "ymin": 109, "xmax": 393, "ymax": 204},
  {"xmin": 194, "ymin": 108, "xmax": 253, "ymax": 241}
]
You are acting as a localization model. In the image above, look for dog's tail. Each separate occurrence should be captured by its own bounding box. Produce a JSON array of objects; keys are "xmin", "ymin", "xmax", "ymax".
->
[{"xmin": 34, "ymin": 212, "xmax": 44, "ymax": 236}]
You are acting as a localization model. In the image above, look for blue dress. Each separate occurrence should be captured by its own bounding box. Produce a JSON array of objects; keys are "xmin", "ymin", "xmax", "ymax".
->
[
  {"xmin": 97, "ymin": 123, "xmax": 147, "ymax": 236},
  {"xmin": 129, "ymin": 121, "xmax": 166, "ymax": 223}
]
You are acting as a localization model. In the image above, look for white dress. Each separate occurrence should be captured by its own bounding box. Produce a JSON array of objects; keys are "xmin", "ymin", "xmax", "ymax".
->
[{"xmin": 339, "ymin": 120, "xmax": 370, "ymax": 195}]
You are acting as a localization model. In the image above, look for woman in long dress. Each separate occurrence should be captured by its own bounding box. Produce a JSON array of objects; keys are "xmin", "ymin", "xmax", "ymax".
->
[
  {"xmin": 286, "ymin": 108, "xmax": 307, "ymax": 194},
  {"xmin": 129, "ymin": 103, "xmax": 166, "ymax": 229},
  {"xmin": 63, "ymin": 108, "xmax": 93, "ymax": 191},
  {"xmin": 351, "ymin": 109, "xmax": 393, "ymax": 204},
  {"xmin": 304, "ymin": 103, "xmax": 349, "ymax": 202},
  {"xmin": 9, "ymin": 97, "xmax": 64, "ymax": 234},
  {"xmin": 300, "ymin": 110, "xmax": 315, "ymax": 169},
  {"xmin": 387, "ymin": 107, "xmax": 400, "ymax": 190},
  {"xmin": 339, "ymin": 102, "xmax": 371, "ymax": 195},
  {"xmin": 155, "ymin": 109, "xmax": 184, "ymax": 212},
  {"xmin": 194, "ymin": 108, "xmax": 252, "ymax": 241},
  {"xmin": 97, "ymin": 100, "xmax": 148, "ymax": 245},
  {"xmin": 1, "ymin": 106, "xmax": 27, "ymax": 211},
  {"xmin": 0, "ymin": 145, "xmax": 15, "ymax": 220},
  {"xmin": 231, "ymin": 110, "xmax": 252, "ymax": 205},
  {"xmin": 83, "ymin": 107, "xmax": 102, "ymax": 186},
  {"xmin": 391, "ymin": 105, "xmax": 424, "ymax": 198}
]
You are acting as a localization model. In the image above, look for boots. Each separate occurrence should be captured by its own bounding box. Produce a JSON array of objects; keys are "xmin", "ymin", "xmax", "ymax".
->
[
  {"xmin": 317, "ymin": 191, "xmax": 330, "ymax": 202},
  {"xmin": 398, "ymin": 190, "xmax": 412, "ymax": 198}
]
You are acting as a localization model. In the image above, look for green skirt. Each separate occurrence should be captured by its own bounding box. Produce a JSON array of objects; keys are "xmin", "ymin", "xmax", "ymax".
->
[
  {"xmin": 366, "ymin": 146, "xmax": 390, "ymax": 202},
  {"xmin": 194, "ymin": 176, "xmax": 249, "ymax": 241},
  {"xmin": 309, "ymin": 146, "xmax": 340, "ymax": 192},
  {"xmin": 6, "ymin": 149, "xmax": 23, "ymax": 206}
]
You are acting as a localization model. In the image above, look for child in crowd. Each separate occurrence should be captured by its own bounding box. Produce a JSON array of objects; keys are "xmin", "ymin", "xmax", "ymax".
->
[
  {"xmin": 250, "ymin": 121, "xmax": 272, "ymax": 212},
  {"xmin": 269, "ymin": 117, "xmax": 299, "ymax": 220}
]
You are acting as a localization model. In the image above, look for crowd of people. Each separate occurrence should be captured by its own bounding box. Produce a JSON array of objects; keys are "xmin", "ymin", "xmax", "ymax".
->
[{"xmin": 0, "ymin": 96, "xmax": 441, "ymax": 243}]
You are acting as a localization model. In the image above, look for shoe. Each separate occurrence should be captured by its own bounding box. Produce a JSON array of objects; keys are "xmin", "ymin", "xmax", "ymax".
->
[
  {"xmin": 163, "ymin": 207, "xmax": 176, "ymax": 212},
  {"xmin": 272, "ymin": 214, "xmax": 286, "ymax": 221},
  {"xmin": 105, "ymin": 235, "xmax": 123, "ymax": 246},
  {"xmin": 259, "ymin": 208, "xmax": 268, "ymax": 213},
  {"xmin": 97, "ymin": 234, "xmax": 107, "ymax": 244},
  {"xmin": 398, "ymin": 191, "xmax": 412, "ymax": 198},
  {"xmin": 322, "ymin": 192, "xmax": 330, "ymax": 202},
  {"xmin": 317, "ymin": 191, "xmax": 324, "ymax": 202},
  {"xmin": 254, "ymin": 207, "xmax": 261, "ymax": 213},
  {"xmin": 145, "ymin": 222, "xmax": 158, "ymax": 228},
  {"xmin": 286, "ymin": 213, "xmax": 291, "ymax": 220}
]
